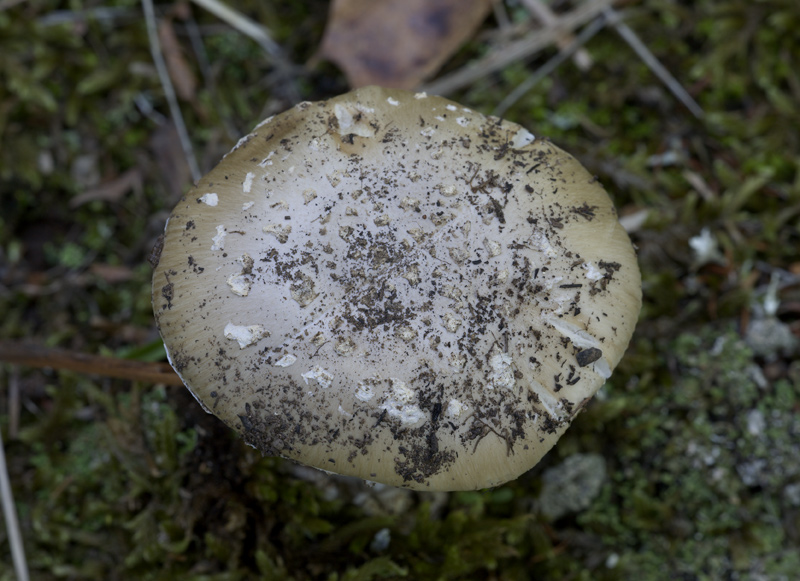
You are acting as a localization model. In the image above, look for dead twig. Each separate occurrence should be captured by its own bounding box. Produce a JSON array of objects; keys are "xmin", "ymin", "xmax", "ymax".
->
[
  {"xmin": 141, "ymin": 0, "xmax": 202, "ymax": 183},
  {"xmin": 492, "ymin": 0, "xmax": 511, "ymax": 31},
  {"xmin": 7, "ymin": 367, "xmax": 20, "ymax": 439},
  {"xmin": 493, "ymin": 14, "xmax": 607, "ymax": 116},
  {"xmin": 0, "ymin": 341, "xmax": 183, "ymax": 386},
  {"xmin": 603, "ymin": 7, "xmax": 705, "ymax": 119},
  {"xmin": 0, "ymin": 425, "xmax": 30, "ymax": 581},
  {"xmin": 0, "ymin": 0, "xmax": 27, "ymax": 10},
  {"xmin": 183, "ymin": 10, "xmax": 241, "ymax": 141},
  {"xmin": 190, "ymin": 0, "xmax": 300, "ymax": 103},
  {"xmin": 422, "ymin": 0, "xmax": 615, "ymax": 95},
  {"xmin": 191, "ymin": 0, "xmax": 281, "ymax": 58},
  {"xmin": 520, "ymin": 0, "xmax": 593, "ymax": 71}
]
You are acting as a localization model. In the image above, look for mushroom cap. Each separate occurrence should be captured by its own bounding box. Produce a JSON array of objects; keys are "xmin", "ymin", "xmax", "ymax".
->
[{"xmin": 152, "ymin": 86, "xmax": 641, "ymax": 491}]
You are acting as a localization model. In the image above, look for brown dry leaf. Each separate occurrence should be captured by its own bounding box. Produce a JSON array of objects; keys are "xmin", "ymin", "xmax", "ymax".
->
[
  {"xmin": 319, "ymin": 0, "xmax": 493, "ymax": 89},
  {"xmin": 149, "ymin": 123, "xmax": 191, "ymax": 199},
  {"xmin": 89, "ymin": 263, "xmax": 136, "ymax": 284},
  {"xmin": 69, "ymin": 167, "xmax": 143, "ymax": 208},
  {"xmin": 157, "ymin": 17, "xmax": 196, "ymax": 102}
]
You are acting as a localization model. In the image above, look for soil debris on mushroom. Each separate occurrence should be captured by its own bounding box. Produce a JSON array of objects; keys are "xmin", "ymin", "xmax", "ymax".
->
[{"xmin": 152, "ymin": 86, "xmax": 642, "ymax": 491}]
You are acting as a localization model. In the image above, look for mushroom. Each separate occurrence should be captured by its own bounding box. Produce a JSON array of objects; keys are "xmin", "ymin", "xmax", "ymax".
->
[{"xmin": 152, "ymin": 86, "xmax": 641, "ymax": 491}]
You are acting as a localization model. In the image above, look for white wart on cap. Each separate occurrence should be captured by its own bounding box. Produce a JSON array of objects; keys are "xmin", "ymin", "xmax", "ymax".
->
[{"xmin": 152, "ymin": 86, "xmax": 641, "ymax": 491}]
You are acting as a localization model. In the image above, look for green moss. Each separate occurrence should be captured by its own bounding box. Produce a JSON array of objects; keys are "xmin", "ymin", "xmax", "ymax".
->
[
  {"xmin": 2, "ymin": 0, "xmax": 800, "ymax": 578},
  {"xmin": 573, "ymin": 326, "xmax": 800, "ymax": 578}
]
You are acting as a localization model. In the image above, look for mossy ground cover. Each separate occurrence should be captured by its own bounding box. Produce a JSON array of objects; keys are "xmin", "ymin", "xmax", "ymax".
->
[{"xmin": 1, "ymin": 1, "xmax": 799, "ymax": 579}]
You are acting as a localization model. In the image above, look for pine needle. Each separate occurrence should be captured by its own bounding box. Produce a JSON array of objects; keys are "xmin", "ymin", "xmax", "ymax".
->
[
  {"xmin": 0, "ymin": 423, "xmax": 30, "ymax": 581},
  {"xmin": 141, "ymin": 0, "xmax": 202, "ymax": 183}
]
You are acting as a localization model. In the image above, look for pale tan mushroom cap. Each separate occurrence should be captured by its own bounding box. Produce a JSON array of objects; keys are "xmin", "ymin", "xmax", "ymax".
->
[{"xmin": 152, "ymin": 86, "xmax": 641, "ymax": 491}]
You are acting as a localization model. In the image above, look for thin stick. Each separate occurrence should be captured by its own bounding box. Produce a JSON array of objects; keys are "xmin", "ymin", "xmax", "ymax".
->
[
  {"xmin": 188, "ymin": 0, "xmax": 300, "ymax": 104},
  {"xmin": 184, "ymin": 11, "xmax": 240, "ymax": 140},
  {"xmin": 0, "ymin": 0, "xmax": 29, "ymax": 10},
  {"xmin": 8, "ymin": 367, "xmax": 20, "ymax": 439},
  {"xmin": 141, "ymin": 0, "xmax": 202, "ymax": 183},
  {"xmin": 190, "ymin": 0, "xmax": 281, "ymax": 58},
  {"xmin": 0, "ymin": 427, "xmax": 30, "ymax": 581},
  {"xmin": 492, "ymin": 0, "xmax": 511, "ymax": 31},
  {"xmin": 0, "ymin": 341, "xmax": 183, "ymax": 386},
  {"xmin": 603, "ymin": 7, "xmax": 705, "ymax": 119},
  {"xmin": 422, "ymin": 0, "xmax": 615, "ymax": 95},
  {"xmin": 520, "ymin": 0, "xmax": 593, "ymax": 70},
  {"xmin": 493, "ymin": 14, "xmax": 607, "ymax": 117}
]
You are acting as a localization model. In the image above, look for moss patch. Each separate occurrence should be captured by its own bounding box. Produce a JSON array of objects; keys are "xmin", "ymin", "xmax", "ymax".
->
[{"xmin": 2, "ymin": 0, "xmax": 799, "ymax": 578}]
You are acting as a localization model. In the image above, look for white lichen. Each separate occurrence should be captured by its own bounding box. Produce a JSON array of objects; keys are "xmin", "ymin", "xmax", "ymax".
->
[
  {"xmin": 302, "ymin": 366, "xmax": 334, "ymax": 389},
  {"xmin": 438, "ymin": 184, "xmax": 458, "ymax": 197},
  {"xmin": 253, "ymin": 115, "xmax": 274, "ymax": 130},
  {"xmin": 396, "ymin": 326, "xmax": 417, "ymax": 342},
  {"xmin": 511, "ymin": 128, "xmax": 535, "ymax": 147},
  {"xmin": 275, "ymin": 354, "xmax": 297, "ymax": 367},
  {"xmin": 334, "ymin": 337, "xmax": 356, "ymax": 355},
  {"xmin": 448, "ymin": 352, "xmax": 467, "ymax": 370},
  {"xmin": 333, "ymin": 103, "xmax": 376, "ymax": 137},
  {"xmin": 445, "ymin": 399, "xmax": 466, "ymax": 419},
  {"xmin": 211, "ymin": 225, "xmax": 227, "ymax": 251},
  {"xmin": 488, "ymin": 349, "xmax": 515, "ymax": 390},
  {"xmin": 226, "ymin": 273, "xmax": 252, "ymax": 296},
  {"xmin": 379, "ymin": 379, "xmax": 425, "ymax": 426},
  {"xmin": 530, "ymin": 230, "xmax": 556, "ymax": 257},
  {"xmin": 483, "ymin": 238, "xmax": 502, "ymax": 257},
  {"xmin": 689, "ymin": 227, "xmax": 723, "ymax": 266},
  {"xmin": 258, "ymin": 151, "xmax": 275, "ymax": 167},
  {"xmin": 582, "ymin": 261, "xmax": 604, "ymax": 281},
  {"xmin": 263, "ymin": 223, "xmax": 292, "ymax": 243},
  {"xmin": 355, "ymin": 381, "xmax": 375, "ymax": 402},
  {"xmin": 443, "ymin": 312, "xmax": 462, "ymax": 333},
  {"xmin": 223, "ymin": 322, "xmax": 268, "ymax": 348},
  {"xmin": 243, "ymin": 172, "xmax": 255, "ymax": 193},
  {"xmin": 199, "ymin": 193, "xmax": 218, "ymax": 206},
  {"xmin": 303, "ymin": 189, "xmax": 318, "ymax": 204}
]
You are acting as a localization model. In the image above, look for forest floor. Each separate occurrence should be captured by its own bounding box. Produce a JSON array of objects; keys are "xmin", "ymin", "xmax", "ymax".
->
[{"xmin": 1, "ymin": 1, "xmax": 799, "ymax": 579}]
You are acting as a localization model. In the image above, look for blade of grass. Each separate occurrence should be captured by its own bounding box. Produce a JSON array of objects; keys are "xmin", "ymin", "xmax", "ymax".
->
[
  {"xmin": 603, "ymin": 7, "xmax": 705, "ymax": 119},
  {"xmin": 493, "ymin": 14, "xmax": 607, "ymax": 117},
  {"xmin": 0, "ymin": 341, "xmax": 183, "ymax": 386},
  {"xmin": 421, "ymin": 0, "xmax": 615, "ymax": 95},
  {"xmin": 141, "ymin": 0, "xmax": 202, "ymax": 183},
  {"xmin": 0, "ymin": 423, "xmax": 30, "ymax": 581}
]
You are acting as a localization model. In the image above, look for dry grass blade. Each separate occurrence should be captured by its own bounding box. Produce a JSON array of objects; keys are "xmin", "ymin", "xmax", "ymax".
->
[
  {"xmin": 603, "ymin": 7, "xmax": 705, "ymax": 119},
  {"xmin": 422, "ymin": 0, "xmax": 615, "ymax": 95},
  {"xmin": 492, "ymin": 0, "xmax": 511, "ymax": 30},
  {"xmin": 190, "ymin": 0, "xmax": 300, "ymax": 103},
  {"xmin": 0, "ymin": 0, "xmax": 27, "ymax": 10},
  {"xmin": 69, "ymin": 167, "xmax": 143, "ymax": 208},
  {"xmin": 157, "ymin": 18, "xmax": 198, "ymax": 102},
  {"xmin": 191, "ymin": 0, "xmax": 281, "ymax": 58},
  {"xmin": 493, "ymin": 14, "xmax": 607, "ymax": 116},
  {"xmin": 520, "ymin": 0, "xmax": 593, "ymax": 70},
  {"xmin": 0, "ymin": 341, "xmax": 183, "ymax": 386},
  {"xmin": 141, "ymin": 0, "xmax": 202, "ymax": 183},
  {"xmin": 0, "ymin": 426, "xmax": 30, "ymax": 581}
]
